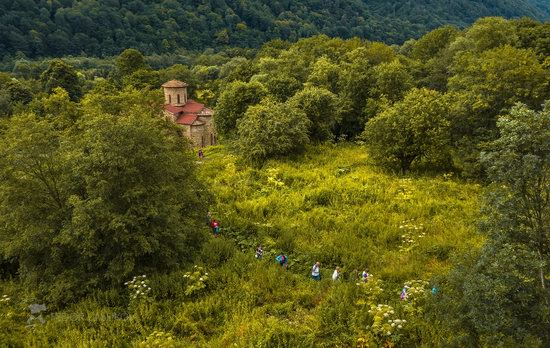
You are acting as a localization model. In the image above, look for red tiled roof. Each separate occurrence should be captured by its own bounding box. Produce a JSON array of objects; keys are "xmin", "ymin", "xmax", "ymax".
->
[
  {"xmin": 181, "ymin": 100, "xmax": 206, "ymax": 113},
  {"xmin": 165, "ymin": 104, "xmax": 183, "ymax": 114},
  {"xmin": 164, "ymin": 99, "xmax": 212, "ymax": 125},
  {"xmin": 176, "ymin": 113, "xmax": 206, "ymax": 126}
]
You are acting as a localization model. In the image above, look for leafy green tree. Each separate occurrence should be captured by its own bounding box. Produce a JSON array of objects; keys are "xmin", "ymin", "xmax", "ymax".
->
[
  {"xmin": 219, "ymin": 57, "xmax": 256, "ymax": 83},
  {"xmin": 214, "ymin": 80, "xmax": 267, "ymax": 137},
  {"xmin": 372, "ymin": 60, "xmax": 414, "ymax": 103},
  {"xmin": 363, "ymin": 88, "xmax": 451, "ymax": 172},
  {"xmin": 337, "ymin": 47, "xmax": 377, "ymax": 137},
  {"xmin": 0, "ymin": 107, "xmax": 206, "ymax": 304},
  {"xmin": 236, "ymin": 98, "xmax": 310, "ymax": 164},
  {"xmin": 307, "ymin": 56, "xmax": 340, "ymax": 93},
  {"xmin": 122, "ymin": 69, "xmax": 161, "ymax": 89},
  {"xmin": 449, "ymin": 45, "xmax": 549, "ymax": 131},
  {"xmin": 5, "ymin": 80, "xmax": 32, "ymax": 105},
  {"xmin": 514, "ymin": 19, "xmax": 550, "ymax": 57},
  {"xmin": 81, "ymin": 81, "xmax": 162, "ymax": 117},
  {"xmin": 361, "ymin": 41, "xmax": 396, "ymax": 66},
  {"xmin": 254, "ymin": 73, "xmax": 302, "ymax": 102},
  {"xmin": 289, "ymin": 86, "xmax": 339, "ymax": 141},
  {"xmin": 456, "ymin": 17, "xmax": 518, "ymax": 53},
  {"xmin": 411, "ymin": 25, "xmax": 459, "ymax": 61},
  {"xmin": 40, "ymin": 59, "xmax": 82, "ymax": 101},
  {"xmin": 115, "ymin": 48, "xmax": 148, "ymax": 77},
  {"xmin": 442, "ymin": 103, "xmax": 550, "ymax": 345}
]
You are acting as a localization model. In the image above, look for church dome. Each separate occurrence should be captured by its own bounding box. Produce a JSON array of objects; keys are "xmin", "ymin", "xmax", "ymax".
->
[{"xmin": 162, "ymin": 80, "xmax": 189, "ymax": 88}]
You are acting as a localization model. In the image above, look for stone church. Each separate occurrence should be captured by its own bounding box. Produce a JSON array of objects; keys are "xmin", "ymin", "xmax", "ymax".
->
[{"xmin": 162, "ymin": 80, "xmax": 216, "ymax": 148}]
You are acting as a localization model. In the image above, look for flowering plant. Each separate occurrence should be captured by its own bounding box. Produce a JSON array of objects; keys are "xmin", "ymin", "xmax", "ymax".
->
[
  {"xmin": 355, "ymin": 275, "xmax": 384, "ymax": 306},
  {"xmin": 125, "ymin": 275, "xmax": 152, "ymax": 302},
  {"xmin": 401, "ymin": 279, "xmax": 430, "ymax": 314},
  {"xmin": 398, "ymin": 219, "xmax": 426, "ymax": 252},
  {"xmin": 183, "ymin": 265, "xmax": 209, "ymax": 297},
  {"xmin": 367, "ymin": 304, "xmax": 406, "ymax": 345}
]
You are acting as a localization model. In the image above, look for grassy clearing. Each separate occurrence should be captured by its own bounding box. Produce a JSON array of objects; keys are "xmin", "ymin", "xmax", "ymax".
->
[
  {"xmin": 0, "ymin": 143, "xmax": 482, "ymax": 346},
  {"xmin": 201, "ymin": 143, "xmax": 482, "ymax": 282}
]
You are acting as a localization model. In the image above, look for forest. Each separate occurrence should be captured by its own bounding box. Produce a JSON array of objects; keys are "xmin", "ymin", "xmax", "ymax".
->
[
  {"xmin": 0, "ymin": 15, "xmax": 549, "ymax": 347},
  {"xmin": 0, "ymin": 0, "xmax": 549, "ymax": 60}
]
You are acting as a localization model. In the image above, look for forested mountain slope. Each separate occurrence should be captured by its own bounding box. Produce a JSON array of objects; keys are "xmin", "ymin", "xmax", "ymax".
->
[{"xmin": 1, "ymin": 0, "xmax": 548, "ymax": 59}]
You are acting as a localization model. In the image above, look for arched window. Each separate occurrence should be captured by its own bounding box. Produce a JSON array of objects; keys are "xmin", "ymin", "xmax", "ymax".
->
[
  {"xmin": 168, "ymin": 95, "xmax": 172, "ymax": 104},
  {"xmin": 177, "ymin": 94, "xmax": 180, "ymax": 104}
]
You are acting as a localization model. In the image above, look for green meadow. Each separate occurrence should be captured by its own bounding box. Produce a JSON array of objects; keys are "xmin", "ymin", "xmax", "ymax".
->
[{"xmin": 1, "ymin": 143, "xmax": 482, "ymax": 346}]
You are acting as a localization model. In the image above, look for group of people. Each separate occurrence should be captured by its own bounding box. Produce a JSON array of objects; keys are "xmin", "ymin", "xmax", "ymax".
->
[
  {"xmin": 311, "ymin": 262, "xmax": 370, "ymax": 282},
  {"xmin": 255, "ymin": 244, "xmax": 371, "ymax": 283},
  {"xmin": 217, "ymin": 222, "xmax": 439, "ymax": 299}
]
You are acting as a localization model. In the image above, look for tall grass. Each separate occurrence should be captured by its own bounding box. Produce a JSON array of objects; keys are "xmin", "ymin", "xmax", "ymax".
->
[{"xmin": 0, "ymin": 143, "xmax": 482, "ymax": 346}]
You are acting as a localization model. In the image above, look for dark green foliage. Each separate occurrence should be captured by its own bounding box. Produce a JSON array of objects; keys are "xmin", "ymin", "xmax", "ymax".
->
[
  {"xmin": 115, "ymin": 48, "xmax": 148, "ymax": 78},
  {"xmin": 364, "ymin": 88, "xmax": 452, "ymax": 172},
  {"xmin": 0, "ymin": 0, "xmax": 548, "ymax": 59},
  {"xmin": 289, "ymin": 86, "xmax": 339, "ymax": 141},
  {"xmin": 40, "ymin": 59, "xmax": 82, "ymax": 101},
  {"xmin": 214, "ymin": 80, "xmax": 267, "ymax": 137},
  {"xmin": 236, "ymin": 98, "xmax": 310, "ymax": 164},
  {"xmin": 0, "ymin": 98, "xmax": 207, "ymax": 304},
  {"xmin": 440, "ymin": 103, "xmax": 550, "ymax": 345}
]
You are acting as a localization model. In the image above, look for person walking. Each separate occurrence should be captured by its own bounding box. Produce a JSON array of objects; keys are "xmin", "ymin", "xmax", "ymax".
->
[
  {"xmin": 255, "ymin": 244, "xmax": 263, "ymax": 259},
  {"xmin": 198, "ymin": 149, "xmax": 204, "ymax": 159},
  {"xmin": 362, "ymin": 268, "xmax": 369, "ymax": 283},
  {"xmin": 276, "ymin": 253, "xmax": 288, "ymax": 269},
  {"xmin": 311, "ymin": 261, "xmax": 321, "ymax": 281},
  {"xmin": 332, "ymin": 266, "xmax": 340, "ymax": 281},
  {"xmin": 211, "ymin": 219, "xmax": 220, "ymax": 237},
  {"xmin": 400, "ymin": 285, "xmax": 408, "ymax": 300}
]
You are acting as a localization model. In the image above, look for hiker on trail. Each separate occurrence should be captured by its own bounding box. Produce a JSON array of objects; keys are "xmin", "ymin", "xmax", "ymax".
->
[
  {"xmin": 332, "ymin": 266, "xmax": 340, "ymax": 281},
  {"xmin": 255, "ymin": 244, "xmax": 263, "ymax": 259},
  {"xmin": 362, "ymin": 269, "xmax": 369, "ymax": 283},
  {"xmin": 311, "ymin": 262, "xmax": 321, "ymax": 281},
  {"xmin": 276, "ymin": 254, "xmax": 288, "ymax": 269},
  {"xmin": 400, "ymin": 285, "xmax": 408, "ymax": 300},
  {"xmin": 211, "ymin": 219, "xmax": 220, "ymax": 237},
  {"xmin": 198, "ymin": 149, "xmax": 204, "ymax": 159}
]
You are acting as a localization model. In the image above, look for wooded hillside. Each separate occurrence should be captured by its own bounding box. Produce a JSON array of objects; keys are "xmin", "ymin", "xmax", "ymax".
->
[{"xmin": 1, "ymin": 0, "xmax": 548, "ymax": 59}]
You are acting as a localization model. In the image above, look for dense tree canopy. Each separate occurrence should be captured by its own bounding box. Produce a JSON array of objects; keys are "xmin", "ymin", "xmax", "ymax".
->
[
  {"xmin": 0, "ymin": 0, "xmax": 548, "ymax": 59},
  {"xmin": 40, "ymin": 59, "xmax": 82, "ymax": 101},
  {"xmin": 0, "ymin": 94, "xmax": 206, "ymax": 304}
]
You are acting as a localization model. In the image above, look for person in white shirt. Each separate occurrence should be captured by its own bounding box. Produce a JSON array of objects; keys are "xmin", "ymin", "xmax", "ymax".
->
[
  {"xmin": 332, "ymin": 266, "xmax": 340, "ymax": 281},
  {"xmin": 311, "ymin": 261, "xmax": 321, "ymax": 280}
]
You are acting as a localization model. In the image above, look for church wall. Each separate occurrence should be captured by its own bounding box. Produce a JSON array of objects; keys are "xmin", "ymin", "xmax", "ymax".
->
[{"xmin": 163, "ymin": 87, "xmax": 188, "ymax": 106}]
